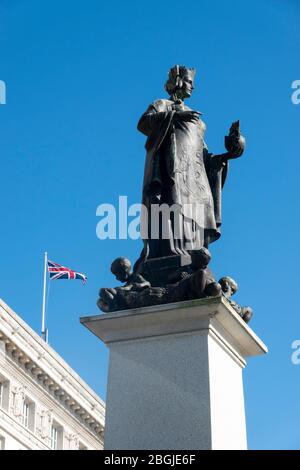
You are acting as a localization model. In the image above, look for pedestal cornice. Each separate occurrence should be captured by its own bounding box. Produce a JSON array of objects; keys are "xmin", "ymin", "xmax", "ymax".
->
[{"xmin": 80, "ymin": 296, "xmax": 267, "ymax": 361}]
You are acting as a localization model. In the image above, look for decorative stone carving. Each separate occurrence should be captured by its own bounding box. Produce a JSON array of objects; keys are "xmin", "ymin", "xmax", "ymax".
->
[
  {"xmin": 40, "ymin": 410, "xmax": 52, "ymax": 440},
  {"xmin": 68, "ymin": 433, "xmax": 79, "ymax": 450},
  {"xmin": 11, "ymin": 385, "xmax": 25, "ymax": 417}
]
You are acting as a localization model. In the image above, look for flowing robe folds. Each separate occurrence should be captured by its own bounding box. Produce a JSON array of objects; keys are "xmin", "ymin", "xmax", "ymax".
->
[{"xmin": 137, "ymin": 98, "xmax": 228, "ymax": 262}]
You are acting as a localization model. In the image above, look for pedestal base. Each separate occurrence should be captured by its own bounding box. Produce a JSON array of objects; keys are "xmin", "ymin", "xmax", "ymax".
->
[{"xmin": 81, "ymin": 297, "xmax": 267, "ymax": 450}]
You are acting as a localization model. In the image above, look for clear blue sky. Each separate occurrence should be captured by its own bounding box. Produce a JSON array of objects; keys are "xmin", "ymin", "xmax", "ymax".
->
[{"xmin": 0, "ymin": 0, "xmax": 299, "ymax": 450}]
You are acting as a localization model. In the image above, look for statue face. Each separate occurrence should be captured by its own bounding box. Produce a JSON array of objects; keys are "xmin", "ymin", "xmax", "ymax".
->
[
  {"xmin": 115, "ymin": 264, "xmax": 131, "ymax": 282},
  {"xmin": 180, "ymin": 73, "xmax": 194, "ymax": 99},
  {"xmin": 220, "ymin": 277, "xmax": 237, "ymax": 296},
  {"xmin": 222, "ymin": 280, "xmax": 230, "ymax": 292},
  {"xmin": 111, "ymin": 257, "xmax": 131, "ymax": 282}
]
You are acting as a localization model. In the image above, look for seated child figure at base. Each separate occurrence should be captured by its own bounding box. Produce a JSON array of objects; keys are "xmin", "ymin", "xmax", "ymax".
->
[
  {"xmin": 219, "ymin": 276, "xmax": 253, "ymax": 323},
  {"xmin": 98, "ymin": 257, "xmax": 150, "ymax": 312},
  {"xmin": 190, "ymin": 247, "xmax": 222, "ymax": 298}
]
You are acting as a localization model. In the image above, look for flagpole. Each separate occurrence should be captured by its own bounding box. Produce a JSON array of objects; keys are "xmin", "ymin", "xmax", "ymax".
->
[{"xmin": 41, "ymin": 251, "xmax": 48, "ymax": 342}]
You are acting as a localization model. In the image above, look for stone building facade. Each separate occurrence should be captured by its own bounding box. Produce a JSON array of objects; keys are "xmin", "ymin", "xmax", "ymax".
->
[{"xmin": 0, "ymin": 299, "xmax": 105, "ymax": 450}]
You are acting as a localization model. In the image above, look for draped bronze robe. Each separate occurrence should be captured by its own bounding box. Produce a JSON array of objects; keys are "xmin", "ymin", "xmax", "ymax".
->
[{"xmin": 137, "ymin": 98, "xmax": 228, "ymax": 263}]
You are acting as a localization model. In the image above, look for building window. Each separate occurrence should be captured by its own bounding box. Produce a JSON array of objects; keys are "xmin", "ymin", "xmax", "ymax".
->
[
  {"xmin": 0, "ymin": 377, "xmax": 10, "ymax": 411},
  {"xmin": 20, "ymin": 398, "xmax": 35, "ymax": 431},
  {"xmin": 51, "ymin": 422, "xmax": 63, "ymax": 450},
  {"xmin": 51, "ymin": 425, "xmax": 58, "ymax": 450},
  {"xmin": 21, "ymin": 401, "xmax": 29, "ymax": 428}
]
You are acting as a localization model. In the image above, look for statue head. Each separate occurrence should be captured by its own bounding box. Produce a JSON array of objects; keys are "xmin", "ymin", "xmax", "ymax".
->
[
  {"xmin": 191, "ymin": 247, "xmax": 211, "ymax": 270},
  {"xmin": 165, "ymin": 65, "xmax": 196, "ymax": 101},
  {"xmin": 111, "ymin": 257, "xmax": 131, "ymax": 282},
  {"xmin": 219, "ymin": 276, "xmax": 238, "ymax": 298}
]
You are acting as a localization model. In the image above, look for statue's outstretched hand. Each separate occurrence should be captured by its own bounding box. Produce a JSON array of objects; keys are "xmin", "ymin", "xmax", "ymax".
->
[
  {"xmin": 174, "ymin": 110, "xmax": 200, "ymax": 123},
  {"xmin": 224, "ymin": 120, "xmax": 245, "ymax": 159}
]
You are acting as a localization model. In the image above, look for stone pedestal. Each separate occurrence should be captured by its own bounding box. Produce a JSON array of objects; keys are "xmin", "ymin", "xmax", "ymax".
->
[{"xmin": 80, "ymin": 297, "xmax": 267, "ymax": 450}]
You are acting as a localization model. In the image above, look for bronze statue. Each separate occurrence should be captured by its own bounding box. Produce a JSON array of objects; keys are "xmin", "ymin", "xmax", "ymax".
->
[
  {"xmin": 97, "ymin": 65, "xmax": 252, "ymax": 321},
  {"xmin": 135, "ymin": 65, "xmax": 244, "ymax": 267}
]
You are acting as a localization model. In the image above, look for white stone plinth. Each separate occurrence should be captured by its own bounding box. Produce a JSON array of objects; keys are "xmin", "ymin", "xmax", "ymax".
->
[{"xmin": 81, "ymin": 297, "xmax": 267, "ymax": 450}]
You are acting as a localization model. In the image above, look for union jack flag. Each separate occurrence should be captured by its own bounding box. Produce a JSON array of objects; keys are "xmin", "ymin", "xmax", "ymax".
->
[{"xmin": 48, "ymin": 260, "xmax": 87, "ymax": 283}]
